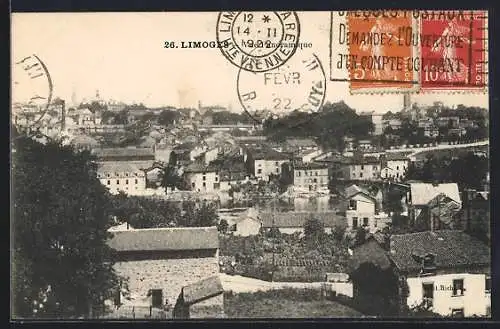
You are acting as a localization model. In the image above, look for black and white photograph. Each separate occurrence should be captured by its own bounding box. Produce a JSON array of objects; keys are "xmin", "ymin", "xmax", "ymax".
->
[{"xmin": 11, "ymin": 11, "xmax": 491, "ymax": 320}]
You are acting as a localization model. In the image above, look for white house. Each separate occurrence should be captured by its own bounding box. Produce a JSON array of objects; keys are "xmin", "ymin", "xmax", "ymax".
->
[
  {"xmin": 250, "ymin": 148, "xmax": 290, "ymax": 181},
  {"xmin": 97, "ymin": 162, "xmax": 148, "ymax": 195},
  {"xmin": 391, "ymin": 231, "xmax": 491, "ymax": 317},
  {"xmin": 380, "ymin": 154, "xmax": 409, "ymax": 181},
  {"xmin": 344, "ymin": 184, "xmax": 377, "ymax": 232},
  {"xmin": 292, "ymin": 162, "xmax": 329, "ymax": 192},
  {"xmin": 184, "ymin": 163, "xmax": 220, "ymax": 193}
]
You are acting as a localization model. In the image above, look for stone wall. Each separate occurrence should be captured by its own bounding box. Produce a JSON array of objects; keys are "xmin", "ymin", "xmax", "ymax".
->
[{"xmin": 113, "ymin": 256, "xmax": 223, "ymax": 317}]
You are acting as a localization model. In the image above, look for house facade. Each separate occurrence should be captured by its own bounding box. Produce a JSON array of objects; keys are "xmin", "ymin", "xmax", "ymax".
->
[
  {"xmin": 344, "ymin": 184, "xmax": 389, "ymax": 233},
  {"xmin": 248, "ymin": 148, "xmax": 290, "ymax": 181},
  {"xmin": 183, "ymin": 164, "xmax": 220, "ymax": 193},
  {"xmin": 390, "ymin": 231, "xmax": 491, "ymax": 317},
  {"xmin": 380, "ymin": 154, "xmax": 409, "ymax": 181},
  {"xmin": 97, "ymin": 162, "xmax": 148, "ymax": 195},
  {"xmin": 343, "ymin": 157, "xmax": 381, "ymax": 181},
  {"xmin": 106, "ymin": 227, "xmax": 223, "ymax": 319},
  {"xmin": 292, "ymin": 163, "xmax": 329, "ymax": 192},
  {"xmin": 350, "ymin": 230, "xmax": 491, "ymax": 318}
]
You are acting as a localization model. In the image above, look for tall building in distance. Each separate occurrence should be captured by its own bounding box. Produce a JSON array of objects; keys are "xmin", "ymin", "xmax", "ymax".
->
[{"xmin": 403, "ymin": 93, "xmax": 411, "ymax": 110}]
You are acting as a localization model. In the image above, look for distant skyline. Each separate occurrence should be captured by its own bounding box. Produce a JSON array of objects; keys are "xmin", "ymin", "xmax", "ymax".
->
[{"xmin": 12, "ymin": 12, "xmax": 488, "ymax": 113}]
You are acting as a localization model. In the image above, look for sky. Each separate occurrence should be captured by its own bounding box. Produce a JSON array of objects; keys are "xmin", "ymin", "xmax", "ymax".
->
[{"xmin": 11, "ymin": 12, "xmax": 488, "ymax": 113}]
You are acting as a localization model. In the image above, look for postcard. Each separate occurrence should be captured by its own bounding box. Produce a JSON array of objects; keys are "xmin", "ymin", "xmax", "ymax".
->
[{"xmin": 11, "ymin": 11, "xmax": 490, "ymax": 320}]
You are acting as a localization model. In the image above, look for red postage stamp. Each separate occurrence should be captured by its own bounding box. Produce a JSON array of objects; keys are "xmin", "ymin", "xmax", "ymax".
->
[
  {"xmin": 420, "ymin": 10, "xmax": 488, "ymax": 91},
  {"xmin": 346, "ymin": 11, "xmax": 419, "ymax": 93}
]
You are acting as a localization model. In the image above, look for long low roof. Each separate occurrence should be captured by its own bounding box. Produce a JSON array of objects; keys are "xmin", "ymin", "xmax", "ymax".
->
[
  {"xmin": 108, "ymin": 226, "xmax": 219, "ymax": 252},
  {"xmin": 260, "ymin": 211, "xmax": 344, "ymax": 228}
]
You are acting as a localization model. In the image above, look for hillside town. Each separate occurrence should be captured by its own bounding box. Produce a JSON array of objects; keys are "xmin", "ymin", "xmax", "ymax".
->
[{"xmin": 12, "ymin": 90, "xmax": 490, "ymax": 319}]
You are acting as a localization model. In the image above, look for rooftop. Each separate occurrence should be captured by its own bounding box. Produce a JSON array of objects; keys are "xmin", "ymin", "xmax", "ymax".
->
[
  {"xmin": 180, "ymin": 275, "xmax": 224, "ymax": 305},
  {"xmin": 92, "ymin": 147, "xmax": 155, "ymax": 160},
  {"xmin": 409, "ymin": 182, "xmax": 461, "ymax": 206},
  {"xmin": 184, "ymin": 162, "xmax": 219, "ymax": 173},
  {"xmin": 390, "ymin": 230, "xmax": 490, "ymax": 272},
  {"xmin": 251, "ymin": 148, "xmax": 291, "ymax": 161},
  {"xmin": 259, "ymin": 211, "xmax": 343, "ymax": 228},
  {"xmin": 97, "ymin": 161, "xmax": 152, "ymax": 174},
  {"xmin": 343, "ymin": 184, "xmax": 376, "ymax": 201},
  {"xmin": 107, "ymin": 226, "xmax": 219, "ymax": 252},
  {"xmin": 293, "ymin": 162, "xmax": 329, "ymax": 170}
]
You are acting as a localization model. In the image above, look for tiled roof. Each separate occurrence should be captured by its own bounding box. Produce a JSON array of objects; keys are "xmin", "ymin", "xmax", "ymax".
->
[
  {"xmin": 97, "ymin": 161, "xmax": 151, "ymax": 174},
  {"xmin": 344, "ymin": 184, "xmax": 375, "ymax": 201},
  {"xmin": 251, "ymin": 148, "xmax": 290, "ymax": 161},
  {"xmin": 260, "ymin": 211, "xmax": 343, "ymax": 228},
  {"xmin": 347, "ymin": 156, "xmax": 380, "ymax": 165},
  {"xmin": 181, "ymin": 275, "xmax": 224, "ymax": 305},
  {"xmin": 409, "ymin": 183, "xmax": 461, "ymax": 206},
  {"xmin": 389, "ymin": 230, "xmax": 490, "ymax": 272},
  {"xmin": 92, "ymin": 147, "xmax": 154, "ymax": 159},
  {"xmin": 184, "ymin": 163, "xmax": 218, "ymax": 173},
  {"xmin": 108, "ymin": 226, "xmax": 219, "ymax": 252},
  {"xmin": 293, "ymin": 162, "xmax": 328, "ymax": 170}
]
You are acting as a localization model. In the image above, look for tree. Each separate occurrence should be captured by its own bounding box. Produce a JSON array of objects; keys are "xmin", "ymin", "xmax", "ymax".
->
[
  {"xmin": 353, "ymin": 227, "xmax": 367, "ymax": 247},
  {"xmin": 12, "ymin": 137, "xmax": 120, "ymax": 318},
  {"xmin": 278, "ymin": 163, "xmax": 293, "ymax": 192},
  {"xmin": 303, "ymin": 217, "xmax": 325, "ymax": 241},
  {"xmin": 383, "ymin": 188, "xmax": 404, "ymax": 214},
  {"xmin": 158, "ymin": 109, "xmax": 179, "ymax": 126},
  {"xmin": 217, "ymin": 219, "xmax": 229, "ymax": 233}
]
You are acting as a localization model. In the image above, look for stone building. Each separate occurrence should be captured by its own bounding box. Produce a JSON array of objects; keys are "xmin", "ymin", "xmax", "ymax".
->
[{"xmin": 105, "ymin": 226, "xmax": 223, "ymax": 319}]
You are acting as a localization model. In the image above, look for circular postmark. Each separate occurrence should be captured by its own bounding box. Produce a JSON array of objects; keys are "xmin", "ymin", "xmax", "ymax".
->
[
  {"xmin": 237, "ymin": 51, "xmax": 326, "ymax": 125},
  {"xmin": 12, "ymin": 54, "xmax": 53, "ymax": 136},
  {"xmin": 217, "ymin": 11, "xmax": 301, "ymax": 72}
]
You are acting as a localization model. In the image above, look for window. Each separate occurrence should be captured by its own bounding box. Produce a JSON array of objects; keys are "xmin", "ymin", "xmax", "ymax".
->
[
  {"xmin": 363, "ymin": 217, "xmax": 369, "ymax": 226},
  {"xmin": 203, "ymin": 175, "xmax": 206, "ymax": 181},
  {"xmin": 373, "ymin": 166, "xmax": 377, "ymax": 170},
  {"xmin": 297, "ymin": 171, "xmax": 301, "ymax": 177},
  {"xmin": 107, "ymin": 180, "xmax": 111, "ymax": 185},
  {"xmin": 361, "ymin": 165, "xmax": 364, "ymax": 170},
  {"xmin": 422, "ymin": 283, "xmax": 434, "ymax": 299},
  {"xmin": 452, "ymin": 279, "xmax": 464, "ymax": 296},
  {"xmin": 114, "ymin": 288, "xmax": 121, "ymax": 306},
  {"xmin": 352, "ymin": 217, "xmax": 358, "ymax": 228},
  {"xmin": 151, "ymin": 289, "xmax": 163, "ymax": 308},
  {"xmin": 349, "ymin": 199, "xmax": 357, "ymax": 210},
  {"xmin": 360, "ymin": 172, "xmax": 363, "ymax": 178},
  {"xmin": 485, "ymin": 276, "xmax": 491, "ymax": 293},
  {"xmin": 192, "ymin": 182, "xmax": 195, "ymax": 188},
  {"xmin": 125, "ymin": 173, "xmax": 129, "ymax": 177},
  {"xmin": 422, "ymin": 283, "xmax": 434, "ymax": 308},
  {"xmin": 202, "ymin": 182, "xmax": 206, "ymax": 187},
  {"xmin": 396, "ymin": 166, "xmax": 399, "ymax": 170},
  {"xmin": 116, "ymin": 179, "xmax": 120, "ymax": 185},
  {"xmin": 451, "ymin": 308, "xmax": 464, "ymax": 318},
  {"xmin": 135, "ymin": 179, "xmax": 138, "ymax": 184},
  {"xmin": 276, "ymin": 168, "xmax": 279, "ymax": 173},
  {"xmin": 215, "ymin": 176, "xmax": 218, "ymax": 182},
  {"xmin": 125, "ymin": 179, "xmax": 129, "ymax": 185},
  {"xmin": 257, "ymin": 169, "xmax": 262, "ymax": 174},
  {"xmin": 107, "ymin": 173, "xmax": 110, "ymax": 178},
  {"xmin": 275, "ymin": 161, "xmax": 279, "ymax": 166}
]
